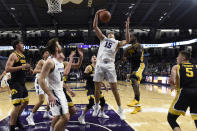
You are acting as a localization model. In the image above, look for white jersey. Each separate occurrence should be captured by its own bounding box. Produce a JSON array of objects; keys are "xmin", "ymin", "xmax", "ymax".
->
[
  {"xmin": 47, "ymin": 58, "xmax": 64, "ymax": 91},
  {"xmin": 97, "ymin": 37, "xmax": 119, "ymax": 64}
]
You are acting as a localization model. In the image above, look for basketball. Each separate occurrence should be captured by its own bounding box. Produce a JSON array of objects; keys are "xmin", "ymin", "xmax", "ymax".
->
[{"xmin": 99, "ymin": 10, "xmax": 111, "ymax": 23}]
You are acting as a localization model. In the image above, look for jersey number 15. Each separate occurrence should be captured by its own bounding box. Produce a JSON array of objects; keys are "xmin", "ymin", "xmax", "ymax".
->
[{"xmin": 104, "ymin": 42, "xmax": 112, "ymax": 48}]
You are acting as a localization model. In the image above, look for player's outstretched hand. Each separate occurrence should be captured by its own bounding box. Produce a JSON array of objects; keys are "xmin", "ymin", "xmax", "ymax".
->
[{"xmin": 126, "ymin": 17, "xmax": 130, "ymax": 27}]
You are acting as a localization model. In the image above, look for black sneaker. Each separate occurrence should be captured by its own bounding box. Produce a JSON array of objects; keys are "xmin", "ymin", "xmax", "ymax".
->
[
  {"xmin": 16, "ymin": 119, "xmax": 25, "ymax": 129},
  {"xmin": 9, "ymin": 125, "xmax": 16, "ymax": 131}
]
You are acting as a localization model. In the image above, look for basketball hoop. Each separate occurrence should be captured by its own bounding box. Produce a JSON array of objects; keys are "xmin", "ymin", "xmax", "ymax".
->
[{"xmin": 46, "ymin": 0, "xmax": 63, "ymax": 14}]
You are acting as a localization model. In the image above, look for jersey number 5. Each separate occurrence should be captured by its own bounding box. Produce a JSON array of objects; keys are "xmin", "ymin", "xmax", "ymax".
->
[
  {"xmin": 104, "ymin": 42, "xmax": 112, "ymax": 48},
  {"xmin": 186, "ymin": 68, "xmax": 194, "ymax": 77}
]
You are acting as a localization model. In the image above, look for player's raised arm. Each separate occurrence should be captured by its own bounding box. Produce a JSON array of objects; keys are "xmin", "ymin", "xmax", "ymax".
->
[
  {"xmin": 64, "ymin": 51, "xmax": 75, "ymax": 76},
  {"xmin": 93, "ymin": 9, "xmax": 106, "ymax": 41},
  {"xmin": 118, "ymin": 17, "xmax": 130, "ymax": 48},
  {"xmin": 71, "ymin": 48, "xmax": 83, "ymax": 69}
]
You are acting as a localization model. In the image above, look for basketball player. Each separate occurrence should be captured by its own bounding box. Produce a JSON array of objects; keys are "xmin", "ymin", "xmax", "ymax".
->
[
  {"xmin": 38, "ymin": 38, "xmax": 69, "ymax": 131},
  {"xmin": 93, "ymin": 9, "xmax": 130, "ymax": 120},
  {"xmin": 123, "ymin": 36, "xmax": 145, "ymax": 114},
  {"xmin": 167, "ymin": 51, "xmax": 197, "ymax": 131},
  {"xmin": 26, "ymin": 49, "xmax": 52, "ymax": 126},
  {"xmin": 5, "ymin": 40, "xmax": 32, "ymax": 131},
  {"xmin": 0, "ymin": 71, "xmax": 11, "ymax": 95},
  {"xmin": 62, "ymin": 48, "xmax": 83, "ymax": 118},
  {"xmin": 78, "ymin": 55, "xmax": 109, "ymax": 124}
]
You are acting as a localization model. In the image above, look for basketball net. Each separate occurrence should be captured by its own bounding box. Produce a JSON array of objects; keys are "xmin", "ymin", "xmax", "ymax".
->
[{"xmin": 46, "ymin": 0, "xmax": 63, "ymax": 14}]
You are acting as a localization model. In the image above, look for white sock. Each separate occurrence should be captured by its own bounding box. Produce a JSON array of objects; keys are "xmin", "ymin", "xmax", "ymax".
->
[
  {"xmin": 118, "ymin": 106, "xmax": 122, "ymax": 111},
  {"xmin": 30, "ymin": 112, "xmax": 34, "ymax": 117},
  {"xmin": 81, "ymin": 111, "xmax": 85, "ymax": 117},
  {"xmin": 95, "ymin": 103, "xmax": 99, "ymax": 108},
  {"xmin": 100, "ymin": 110, "xmax": 104, "ymax": 114}
]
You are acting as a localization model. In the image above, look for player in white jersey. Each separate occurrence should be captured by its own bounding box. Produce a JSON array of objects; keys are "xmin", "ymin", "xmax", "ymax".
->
[
  {"xmin": 0, "ymin": 71, "xmax": 11, "ymax": 95},
  {"xmin": 93, "ymin": 9, "xmax": 130, "ymax": 120},
  {"xmin": 26, "ymin": 49, "xmax": 52, "ymax": 126},
  {"xmin": 38, "ymin": 38, "xmax": 69, "ymax": 131}
]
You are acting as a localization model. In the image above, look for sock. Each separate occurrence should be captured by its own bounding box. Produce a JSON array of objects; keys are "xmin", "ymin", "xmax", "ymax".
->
[
  {"xmin": 135, "ymin": 96, "xmax": 140, "ymax": 101},
  {"xmin": 118, "ymin": 106, "xmax": 122, "ymax": 111},
  {"xmin": 81, "ymin": 111, "xmax": 85, "ymax": 117},
  {"xmin": 10, "ymin": 125, "xmax": 16, "ymax": 131},
  {"xmin": 100, "ymin": 110, "xmax": 104, "ymax": 114},
  {"xmin": 95, "ymin": 103, "xmax": 99, "ymax": 108},
  {"xmin": 30, "ymin": 112, "xmax": 34, "ymax": 118}
]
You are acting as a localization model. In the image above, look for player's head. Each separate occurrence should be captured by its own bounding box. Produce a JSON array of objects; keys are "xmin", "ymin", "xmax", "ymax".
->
[
  {"xmin": 91, "ymin": 55, "xmax": 97, "ymax": 64},
  {"xmin": 12, "ymin": 40, "xmax": 24, "ymax": 52},
  {"xmin": 47, "ymin": 38, "xmax": 62, "ymax": 56},
  {"xmin": 130, "ymin": 35, "xmax": 138, "ymax": 44},
  {"xmin": 42, "ymin": 49, "xmax": 50, "ymax": 60},
  {"xmin": 177, "ymin": 50, "xmax": 190, "ymax": 64},
  {"xmin": 107, "ymin": 30, "xmax": 115, "ymax": 39}
]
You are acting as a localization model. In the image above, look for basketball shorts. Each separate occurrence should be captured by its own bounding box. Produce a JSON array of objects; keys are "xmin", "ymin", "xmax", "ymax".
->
[
  {"xmin": 93, "ymin": 62, "xmax": 117, "ymax": 83},
  {"xmin": 9, "ymin": 81, "xmax": 29, "ymax": 106},
  {"xmin": 35, "ymin": 78, "xmax": 45, "ymax": 95},
  {"xmin": 50, "ymin": 89, "xmax": 69, "ymax": 116},
  {"xmin": 86, "ymin": 87, "xmax": 104, "ymax": 100},
  {"xmin": 1, "ymin": 79, "xmax": 9, "ymax": 88},
  {"xmin": 63, "ymin": 88, "xmax": 74, "ymax": 107},
  {"xmin": 169, "ymin": 88, "xmax": 197, "ymax": 120},
  {"xmin": 130, "ymin": 63, "xmax": 145, "ymax": 84}
]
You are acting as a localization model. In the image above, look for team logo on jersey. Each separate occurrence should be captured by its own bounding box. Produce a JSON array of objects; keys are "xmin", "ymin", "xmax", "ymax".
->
[{"xmin": 62, "ymin": 0, "xmax": 83, "ymax": 5}]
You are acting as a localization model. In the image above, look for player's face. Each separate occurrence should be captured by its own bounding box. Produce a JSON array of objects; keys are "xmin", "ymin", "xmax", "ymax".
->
[
  {"xmin": 60, "ymin": 52, "xmax": 65, "ymax": 62},
  {"xmin": 43, "ymin": 51, "xmax": 49, "ymax": 59},
  {"xmin": 17, "ymin": 42, "xmax": 24, "ymax": 52},
  {"xmin": 91, "ymin": 56, "xmax": 97, "ymax": 63},
  {"xmin": 108, "ymin": 33, "xmax": 115, "ymax": 39}
]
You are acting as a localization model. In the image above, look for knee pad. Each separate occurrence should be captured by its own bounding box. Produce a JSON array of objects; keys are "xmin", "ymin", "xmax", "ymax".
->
[
  {"xmin": 99, "ymin": 97, "xmax": 105, "ymax": 107},
  {"xmin": 86, "ymin": 97, "xmax": 94, "ymax": 109},
  {"xmin": 167, "ymin": 113, "xmax": 180, "ymax": 129}
]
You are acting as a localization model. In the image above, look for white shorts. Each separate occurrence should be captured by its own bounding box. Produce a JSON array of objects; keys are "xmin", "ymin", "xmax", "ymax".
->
[
  {"xmin": 35, "ymin": 78, "xmax": 45, "ymax": 95},
  {"xmin": 1, "ymin": 79, "xmax": 9, "ymax": 88},
  {"xmin": 50, "ymin": 89, "xmax": 69, "ymax": 116},
  {"xmin": 93, "ymin": 62, "xmax": 117, "ymax": 83}
]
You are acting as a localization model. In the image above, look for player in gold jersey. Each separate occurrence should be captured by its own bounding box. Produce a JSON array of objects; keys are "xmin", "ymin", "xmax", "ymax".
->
[{"xmin": 168, "ymin": 51, "xmax": 197, "ymax": 131}]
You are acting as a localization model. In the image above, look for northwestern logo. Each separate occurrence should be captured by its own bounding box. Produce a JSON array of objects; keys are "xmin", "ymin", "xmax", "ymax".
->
[{"xmin": 62, "ymin": 0, "xmax": 83, "ymax": 5}]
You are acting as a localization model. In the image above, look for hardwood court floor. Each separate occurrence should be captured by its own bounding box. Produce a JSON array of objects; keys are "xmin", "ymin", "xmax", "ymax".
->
[{"xmin": 0, "ymin": 81, "xmax": 196, "ymax": 131}]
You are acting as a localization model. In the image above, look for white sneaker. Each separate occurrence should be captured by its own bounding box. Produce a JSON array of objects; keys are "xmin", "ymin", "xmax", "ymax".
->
[
  {"xmin": 98, "ymin": 111, "xmax": 109, "ymax": 119},
  {"xmin": 92, "ymin": 105, "xmax": 101, "ymax": 117},
  {"xmin": 26, "ymin": 115, "xmax": 35, "ymax": 126},
  {"xmin": 65, "ymin": 129, "xmax": 69, "ymax": 131},
  {"xmin": 43, "ymin": 112, "xmax": 53, "ymax": 119},
  {"xmin": 78, "ymin": 116, "xmax": 86, "ymax": 125},
  {"xmin": 117, "ymin": 109, "xmax": 125, "ymax": 120}
]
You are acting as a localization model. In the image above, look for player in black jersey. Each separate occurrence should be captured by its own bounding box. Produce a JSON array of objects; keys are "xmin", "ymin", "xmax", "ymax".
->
[
  {"xmin": 62, "ymin": 49, "xmax": 83, "ymax": 118},
  {"xmin": 123, "ymin": 36, "xmax": 145, "ymax": 114},
  {"xmin": 5, "ymin": 40, "xmax": 32, "ymax": 131},
  {"xmin": 78, "ymin": 55, "xmax": 109, "ymax": 125},
  {"xmin": 167, "ymin": 51, "xmax": 197, "ymax": 131}
]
